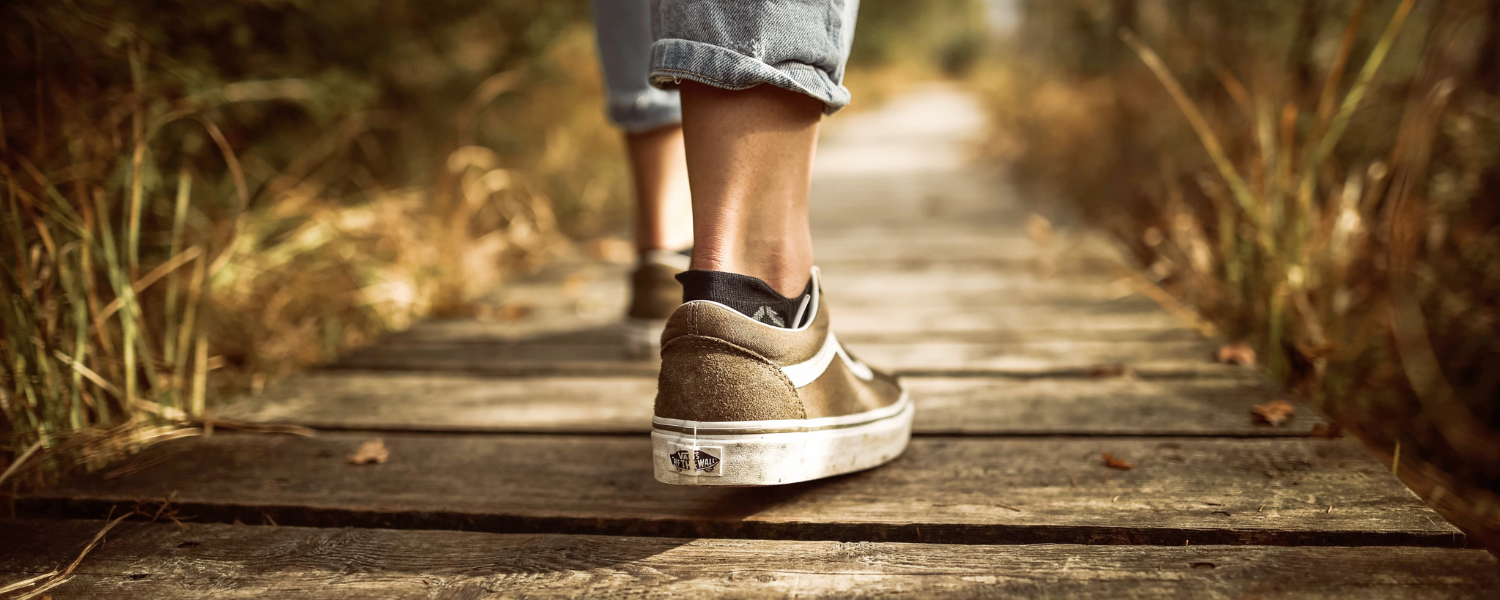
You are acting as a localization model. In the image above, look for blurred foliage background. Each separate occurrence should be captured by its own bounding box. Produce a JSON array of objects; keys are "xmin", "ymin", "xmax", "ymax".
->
[
  {"xmin": 0, "ymin": 0, "xmax": 983, "ymax": 483},
  {"xmin": 978, "ymin": 0, "xmax": 1500, "ymax": 542}
]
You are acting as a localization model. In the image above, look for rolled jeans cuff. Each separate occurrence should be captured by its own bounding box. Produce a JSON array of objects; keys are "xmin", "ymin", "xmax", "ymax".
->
[
  {"xmin": 607, "ymin": 88, "xmax": 683, "ymax": 133},
  {"xmin": 648, "ymin": 39, "xmax": 852, "ymax": 115}
]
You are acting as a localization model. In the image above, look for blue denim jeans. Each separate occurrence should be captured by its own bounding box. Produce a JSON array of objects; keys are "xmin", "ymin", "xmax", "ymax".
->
[
  {"xmin": 590, "ymin": 0, "xmax": 682, "ymax": 132},
  {"xmin": 590, "ymin": 0, "xmax": 859, "ymax": 131}
]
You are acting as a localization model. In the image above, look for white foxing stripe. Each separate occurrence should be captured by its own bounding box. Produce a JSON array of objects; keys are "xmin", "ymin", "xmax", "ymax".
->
[
  {"xmin": 780, "ymin": 333, "xmax": 873, "ymax": 388},
  {"xmin": 653, "ymin": 393, "xmax": 910, "ymax": 434}
]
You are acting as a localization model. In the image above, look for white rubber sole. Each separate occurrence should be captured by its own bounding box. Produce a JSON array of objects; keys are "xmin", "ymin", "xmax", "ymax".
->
[
  {"xmin": 624, "ymin": 318, "xmax": 666, "ymax": 360},
  {"xmin": 651, "ymin": 391, "xmax": 913, "ymax": 486}
]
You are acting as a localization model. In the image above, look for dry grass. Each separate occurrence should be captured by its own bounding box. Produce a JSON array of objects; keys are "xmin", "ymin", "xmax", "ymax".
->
[
  {"xmin": 1, "ymin": 4, "xmax": 622, "ymax": 486},
  {"xmin": 979, "ymin": 0, "xmax": 1500, "ymax": 545}
]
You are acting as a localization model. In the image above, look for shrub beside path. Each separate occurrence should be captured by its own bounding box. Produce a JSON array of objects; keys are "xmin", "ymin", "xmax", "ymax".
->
[{"xmin": 3, "ymin": 85, "xmax": 1496, "ymax": 598}]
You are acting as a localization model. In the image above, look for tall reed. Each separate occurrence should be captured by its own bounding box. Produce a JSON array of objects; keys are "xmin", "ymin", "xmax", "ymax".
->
[
  {"xmin": 1, "ymin": 0, "xmax": 614, "ymax": 485},
  {"xmin": 980, "ymin": 0, "xmax": 1500, "ymax": 542}
]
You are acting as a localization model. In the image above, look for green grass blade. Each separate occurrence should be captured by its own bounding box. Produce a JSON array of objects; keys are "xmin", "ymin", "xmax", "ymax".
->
[
  {"xmin": 1119, "ymin": 28, "xmax": 1267, "ymax": 247},
  {"xmin": 1303, "ymin": 0, "xmax": 1416, "ymax": 178},
  {"xmin": 163, "ymin": 169, "xmax": 191, "ymax": 366}
]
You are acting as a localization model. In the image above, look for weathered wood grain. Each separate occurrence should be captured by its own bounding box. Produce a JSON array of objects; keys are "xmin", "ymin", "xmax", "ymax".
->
[
  {"xmin": 215, "ymin": 373, "xmax": 1317, "ymax": 436},
  {"xmin": 392, "ymin": 296, "xmax": 1198, "ymax": 340},
  {"xmin": 2, "ymin": 520, "xmax": 1494, "ymax": 599},
  {"xmin": 384, "ymin": 318, "xmax": 1210, "ymax": 346},
  {"xmin": 214, "ymin": 373, "xmax": 660, "ymax": 433},
  {"xmin": 335, "ymin": 342, "xmax": 660, "ymax": 376},
  {"xmin": 838, "ymin": 302, "xmax": 1196, "ymax": 336},
  {"xmin": 911, "ymin": 378, "xmax": 1316, "ymax": 435},
  {"xmin": 812, "ymin": 227, "xmax": 1116, "ymax": 262},
  {"xmin": 447, "ymin": 257, "xmax": 1140, "ymax": 341},
  {"xmin": 335, "ymin": 337, "xmax": 1240, "ymax": 378},
  {"xmin": 817, "ymin": 259, "xmax": 1121, "ymax": 289},
  {"xmin": 853, "ymin": 339, "xmax": 1241, "ymax": 377},
  {"xmin": 20, "ymin": 434, "xmax": 1459, "ymax": 547}
]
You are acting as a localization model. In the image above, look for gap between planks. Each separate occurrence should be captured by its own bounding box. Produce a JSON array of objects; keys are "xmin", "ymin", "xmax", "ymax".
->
[
  {"xmin": 19, "ymin": 434, "xmax": 1461, "ymax": 548},
  {"xmin": 212, "ymin": 372, "xmax": 1319, "ymax": 437},
  {"xmin": 0, "ymin": 520, "xmax": 1495, "ymax": 599}
]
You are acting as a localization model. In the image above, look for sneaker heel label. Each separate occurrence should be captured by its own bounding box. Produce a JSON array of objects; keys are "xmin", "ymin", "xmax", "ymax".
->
[{"xmin": 667, "ymin": 445, "xmax": 724, "ymax": 476}]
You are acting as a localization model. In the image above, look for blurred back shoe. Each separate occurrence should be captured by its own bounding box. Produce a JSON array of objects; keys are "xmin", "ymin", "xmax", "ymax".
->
[{"xmin": 624, "ymin": 249, "xmax": 691, "ymax": 359}]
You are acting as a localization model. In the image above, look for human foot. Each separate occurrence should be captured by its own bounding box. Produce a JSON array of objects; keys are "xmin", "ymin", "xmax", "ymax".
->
[{"xmin": 624, "ymin": 249, "xmax": 691, "ymax": 359}]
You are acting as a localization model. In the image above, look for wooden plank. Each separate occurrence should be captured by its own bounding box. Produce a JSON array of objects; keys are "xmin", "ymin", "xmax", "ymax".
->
[
  {"xmin": 913, "ymin": 378, "xmax": 1315, "ymax": 435},
  {"xmin": 216, "ymin": 373, "xmax": 1317, "ymax": 437},
  {"xmin": 834, "ymin": 303, "xmax": 1191, "ymax": 336},
  {"xmin": 451, "ymin": 256, "xmax": 1142, "ymax": 343},
  {"xmin": 332, "ymin": 344, "xmax": 1239, "ymax": 378},
  {"xmin": 811, "ymin": 227, "xmax": 1118, "ymax": 262},
  {"xmin": 818, "ymin": 269, "xmax": 1138, "ymax": 306},
  {"xmin": 20, "ymin": 434, "xmax": 1461, "ymax": 547},
  {"xmin": 379, "ymin": 312, "xmax": 1205, "ymax": 349},
  {"xmin": 433, "ymin": 271, "xmax": 1161, "ymax": 320},
  {"xmin": 808, "ymin": 175, "xmax": 1021, "ymax": 228},
  {"xmin": 852, "ymin": 339, "xmax": 1239, "ymax": 377},
  {"xmin": 2, "ymin": 520, "xmax": 1495, "ymax": 599},
  {"xmin": 399, "ymin": 302, "xmax": 1197, "ymax": 339},
  {"xmin": 336, "ymin": 342, "xmax": 659, "ymax": 376},
  {"xmin": 339, "ymin": 328, "xmax": 1237, "ymax": 377},
  {"xmin": 816, "ymin": 255, "xmax": 1122, "ymax": 278},
  {"xmin": 214, "ymin": 373, "xmax": 658, "ymax": 433},
  {"xmin": 384, "ymin": 318, "xmax": 1209, "ymax": 346}
]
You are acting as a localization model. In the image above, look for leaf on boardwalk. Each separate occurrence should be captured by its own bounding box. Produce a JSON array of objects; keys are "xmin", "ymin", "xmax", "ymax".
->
[
  {"xmin": 1087, "ymin": 364, "xmax": 1137, "ymax": 379},
  {"xmin": 1215, "ymin": 342, "xmax": 1257, "ymax": 365},
  {"xmin": 1251, "ymin": 400, "xmax": 1296, "ymax": 427},
  {"xmin": 1026, "ymin": 214, "xmax": 1053, "ymax": 247},
  {"xmin": 348, "ymin": 438, "xmax": 389, "ymax": 465},
  {"xmin": 1102, "ymin": 453, "xmax": 1134, "ymax": 470},
  {"xmin": 499, "ymin": 303, "xmax": 533, "ymax": 322},
  {"xmin": 1311, "ymin": 422, "xmax": 1343, "ymax": 439}
]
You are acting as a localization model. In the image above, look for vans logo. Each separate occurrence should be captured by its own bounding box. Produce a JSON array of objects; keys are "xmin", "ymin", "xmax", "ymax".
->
[
  {"xmin": 667, "ymin": 446, "xmax": 724, "ymax": 476},
  {"xmin": 752, "ymin": 306, "xmax": 785, "ymax": 327},
  {"xmin": 668, "ymin": 450, "xmax": 694, "ymax": 471}
]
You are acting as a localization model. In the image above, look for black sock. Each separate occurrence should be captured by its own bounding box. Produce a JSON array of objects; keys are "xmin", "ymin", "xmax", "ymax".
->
[{"xmin": 677, "ymin": 270, "xmax": 813, "ymax": 328}]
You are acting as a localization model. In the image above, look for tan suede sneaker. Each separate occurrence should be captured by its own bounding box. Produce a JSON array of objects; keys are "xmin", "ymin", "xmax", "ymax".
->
[
  {"xmin": 624, "ymin": 250, "xmax": 689, "ymax": 359},
  {"xmin": 651, "ymin": 267, "xmax": 912, "ymax": 486}
]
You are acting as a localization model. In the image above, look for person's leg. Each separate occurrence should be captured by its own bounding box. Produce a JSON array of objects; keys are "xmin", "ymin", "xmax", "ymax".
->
[
  {"xmin": 649, "ymin": 0, "xmax": 859, "ymax": 297},
  {"xmin": 624, "ymin": 125, "xmax": 693, "ymax": 253},
  {"xmin": 646, "ymin": 1, "xmax": 910, "ymax": 488},
  {"xmin": 679, "ymin": 81, "xmax": 823, "ymax": 296},
  {"xmin": 591, "ymin": 0, "xmax": 694, "ymax": 356},
  {"xmin": 589, "ymin": 0, "xmax": 692, "ymax": 255}
]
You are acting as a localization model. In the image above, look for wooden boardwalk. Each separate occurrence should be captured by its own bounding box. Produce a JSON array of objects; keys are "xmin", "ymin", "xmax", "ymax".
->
[{"xmin": 5, "ymin": 86, "xmax": 1497, "ymax": 598}]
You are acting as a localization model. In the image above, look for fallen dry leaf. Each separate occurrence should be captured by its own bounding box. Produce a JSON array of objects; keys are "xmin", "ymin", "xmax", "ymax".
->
[
  {"xmin": 1251, "ymin": 400, "xmax": 1296, "ymax": 427},
  {"xmin": 1102, "ymin": 453, "xmax": 1134, "ymax": 470},
  {"xmin": 1215, "ymin": 343, "xmax": 1257, "ymax": 366},
  {"xmin": 498, "ymin": 302, "xmax": 533, "ymax": 322},
  {"xmin": 1026, "ymin": 214, "xmax": 1053, "ymax": 248},
  {"xmin": 348, "ymin": 438, "xmax": 389, "ymax": 465},
  {"xmin": 1311, "ymin": 422, "xmax": 1343, "ymax": 439},
  {"xmin": 1087, "ymin": 364, "xmax": 1137, "ymax": 379}
]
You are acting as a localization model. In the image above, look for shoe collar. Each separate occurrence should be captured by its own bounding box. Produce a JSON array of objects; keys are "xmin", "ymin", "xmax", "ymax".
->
[{"xmin": 681, "ymin": 266, "xmax": 821, "ymax": 332}]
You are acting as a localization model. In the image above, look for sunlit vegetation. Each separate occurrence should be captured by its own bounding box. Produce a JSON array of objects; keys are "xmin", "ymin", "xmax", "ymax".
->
[
  {"xmin": 979, "ymin": 0, "xmax": 1500, "ymax": 540},
  {"xmin": 0, "ymin": 0, "xmax": 623, "ymax": 483}
]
